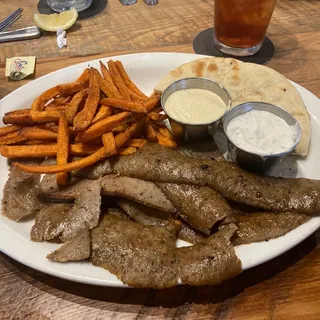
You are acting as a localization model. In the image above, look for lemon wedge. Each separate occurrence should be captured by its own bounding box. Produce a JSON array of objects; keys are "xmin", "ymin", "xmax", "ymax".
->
[{"xmin": 34, "ymin": 8, "xmax": 78, "ymax": 32}]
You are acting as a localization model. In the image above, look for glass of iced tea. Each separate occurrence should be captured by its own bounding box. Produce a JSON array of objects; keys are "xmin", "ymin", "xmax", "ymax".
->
[{"xmin": 213, "ymin": 0, "xmax": 277, "ymax": 56}]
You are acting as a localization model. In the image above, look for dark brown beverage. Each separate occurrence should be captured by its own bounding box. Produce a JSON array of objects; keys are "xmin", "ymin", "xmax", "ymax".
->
[{"xmin": 214, "ymin": 0, "xmax": 277, "ymax": 55}]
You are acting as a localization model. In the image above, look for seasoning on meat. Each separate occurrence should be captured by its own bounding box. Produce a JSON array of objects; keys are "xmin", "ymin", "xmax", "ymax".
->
[
  {"xmin": 157, "ymin": 182, "xmax": 232, "ymax": 234},
  {"xmin": 232, "ymin": 211, "xmax": 310, "ymax": 245},
  {"xmin": 31, "ymin": 203, "xmax": 73, "ymax": 242},
  {"xmin": 60, "ymin": 179, "xmax": 102, "ymax": 242},
  {"xmin": 118, "ymin": 199, "xmax": 173, "ymax": 225},
  {"xmin": 91, "ymin": 215, "xmax": 179, "ymax": 289},
  {"xmin": 47, "ymin": 227, "xmax": 90, "ymax": 262},
  {"xmin": 2, "ymin": 163, "xmax": 41, "ymax": 221},
  {"xmin": 101, "ymin": 174, "xmax": 175, "ymax": 212},
  {"xmin": 177, "ymin": 223, "xmax": 242, "ymax": 286}
]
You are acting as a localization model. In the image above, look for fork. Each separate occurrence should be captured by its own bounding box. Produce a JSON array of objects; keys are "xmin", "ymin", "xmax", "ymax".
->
[{"xmin": 0, "ymin": 8, "xmax": 23, "ymax": 33}]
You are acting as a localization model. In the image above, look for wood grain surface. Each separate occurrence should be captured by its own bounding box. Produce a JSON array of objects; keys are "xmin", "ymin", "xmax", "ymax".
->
[{"xmin": 0, "ymin": 0, "xmax": 320, "ymax": 319}]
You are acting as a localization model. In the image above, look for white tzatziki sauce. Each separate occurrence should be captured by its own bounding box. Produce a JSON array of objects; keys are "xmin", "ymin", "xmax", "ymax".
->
[
  {"xmin": 226, "ymin": 110, "xmax": 297, "ymax": 155},
  {"xmin": 164, "ymin": 88, "xmax": 227, "ymax": 124}
]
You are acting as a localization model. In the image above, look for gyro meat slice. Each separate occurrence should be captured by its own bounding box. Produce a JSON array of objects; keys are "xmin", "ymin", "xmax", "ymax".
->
[
  {"xmin": 232, "ymin": 211, "xmax": 310, "ymax": 246},
  {"xmin": 31, "ymin": 202, "xmax": 74, "ymax": 242},
  {"xmin": 178, "ymin": 222, "xmax": 207, "ymax": 244},
  {"xmin": 91, "ymin": 215, "xmax": 179, "ymax": 289},
  {"xmin": 157, "ymin": 182, "xmax": 233, "ymax": 234},
  {"xmin": 177, "ymin": 223, "xmax": 242, "ymax": 286},
  {"xmin": 2, "ymin": 162, "xmax": 41, "ymax": 221},
  {"xmin": 118, "ymin": 199, "xmax": 173, "ymax": 225},
  {"xmin": 118, "ymin": 199, "xmax": 205, "ymax": 244},
  {"xmin": 60, "ymin": 178, "xmax": 102, "ymax": 242},
  {"xmin": 101, "ymin": 174, "xmax": 176, "ymax": 213},
  {"xmin": 47, "ymin": 226, "xmax": 90, "ymax": 262}
]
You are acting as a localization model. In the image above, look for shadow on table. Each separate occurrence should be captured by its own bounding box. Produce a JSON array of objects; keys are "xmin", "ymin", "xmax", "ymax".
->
[
  {"xmin": 5, "ymin": 231, "xmax": 317, "ymax": 312},
  {"xmin": 269, "ymin": 23, "xmax": 308, "ymax": 72}
]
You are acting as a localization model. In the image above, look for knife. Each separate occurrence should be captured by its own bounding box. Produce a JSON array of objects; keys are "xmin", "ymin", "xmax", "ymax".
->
[{"xmin": 0, "ymin": 26, "xmax": 41, "ymax": 43}]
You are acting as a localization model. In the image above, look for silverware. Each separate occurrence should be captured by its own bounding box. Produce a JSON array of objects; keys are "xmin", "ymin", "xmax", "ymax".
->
[
  {"xmin": 223, "ymin": 102, "xmax": 301, "ymax": 174},
  {"xmin": 144, "ymin": 0, "xmax": 158, "ymax": 4},
  {"xmin": 119, "ymin": 0, "xmax": 137, "ymax": 5},
  {"xmin": 161, "ymin": 78, "xmax": 231, "ymax": 142},
  {"xmin": 0, "ymin": 8, "xmax": 23, "ymax": 32},
  {"xmin": 0, "ymin": 26, "xmax": 41, "ymax": 43}
]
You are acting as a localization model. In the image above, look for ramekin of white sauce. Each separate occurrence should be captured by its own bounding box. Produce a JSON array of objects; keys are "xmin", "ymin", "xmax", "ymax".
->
[
  {"xmin": 161, "ymin": 78, "xmax": 231, "ymax": 141},
  {"xmin": 223, "ymin": 102, "xmax": 301, "ymax": 173}
]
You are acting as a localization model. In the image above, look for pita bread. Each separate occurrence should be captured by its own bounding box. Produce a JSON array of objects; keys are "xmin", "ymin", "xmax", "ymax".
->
[{"xmin": 155, "ymin": 58, "xmax": 310, "ymax": 156}]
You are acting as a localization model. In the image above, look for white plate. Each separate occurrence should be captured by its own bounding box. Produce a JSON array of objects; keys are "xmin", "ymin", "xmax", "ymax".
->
[{"xmin": 0, "ymin": 52, "xmax": 319, "ymax": 287}]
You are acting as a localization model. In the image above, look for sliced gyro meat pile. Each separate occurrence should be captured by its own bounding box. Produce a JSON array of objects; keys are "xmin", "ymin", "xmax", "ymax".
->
[{"xmin": 112, "ymin": 143, "xmax": 320, "ymax": 216}]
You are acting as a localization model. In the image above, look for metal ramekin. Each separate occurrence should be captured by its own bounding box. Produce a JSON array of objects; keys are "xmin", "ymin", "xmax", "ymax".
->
[
  {"xmin": 161, "ymin": 78, "xmax": 232, "ymax": 141},
  {"xmin": 223, "ymin": 102, "xmax": 301, "ymax": 174}
]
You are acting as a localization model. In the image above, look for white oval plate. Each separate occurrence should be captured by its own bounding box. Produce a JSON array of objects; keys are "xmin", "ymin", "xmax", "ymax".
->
[{"xmin": 0, "ymin": 53, "xmax": 319, "ymax": 287}]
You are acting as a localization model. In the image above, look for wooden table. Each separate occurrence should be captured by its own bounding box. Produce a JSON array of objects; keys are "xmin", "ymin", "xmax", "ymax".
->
[{"xmin": 0, "ymin": 0, "xmax": 320, "ymax": 319}]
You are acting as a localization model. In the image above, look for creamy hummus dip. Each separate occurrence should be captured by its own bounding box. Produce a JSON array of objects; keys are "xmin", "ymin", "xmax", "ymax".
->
[{"xmin": 164, "ymin": 88, "xmax": 227, "ymax": 124}]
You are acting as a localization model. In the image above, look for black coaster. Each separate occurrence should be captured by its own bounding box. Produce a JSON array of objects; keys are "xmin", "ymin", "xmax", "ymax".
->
[
  {"xmin": 37, "ymin": 0, "xmax": 108, "ymax": 20},
  {"xmin": 193, "ymin": 27, "xmax": 274, "ymax": 65}
]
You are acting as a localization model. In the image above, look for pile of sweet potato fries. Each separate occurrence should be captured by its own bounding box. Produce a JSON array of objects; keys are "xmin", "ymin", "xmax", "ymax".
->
[{"xmin": 0, "ymin": 60, "xmax": 177, "ymax": 185}]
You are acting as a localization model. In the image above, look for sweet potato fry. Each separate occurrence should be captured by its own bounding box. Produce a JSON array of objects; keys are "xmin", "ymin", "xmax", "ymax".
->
[
  {"xmin": 70, "ymin": 143, "xmax": 100, "ymax": 156},
  {"xmin": 0, "ymin": 144, "xmax": 57, "ymax": 158},
  {"xmin": 130, "ymin": 92, "xmax": 146, "ymax": 103},
  {"xmin": 73, "ymin": 69, "xmax": 100, "ymax": 131},
  {"xmin": 64, "ymin": 89, "xmax": 88, "ymax": 124},
  {"xmin": 148, "ymin": 112, "xmax": 167, "ymax": 121},
  {"xmin": 102, "ymin": 132, "xmax": 117, "ymax": 156},
  {"xmin": 31, "ymin": 82, "xmax": 85, "ymax": 112},
  {"xmin": 45, "ymin": 104, "xmax": 67, "ymax": 111},
  {"xmin": 0, "ymin": 131, "xmax": 27, "ymax": 145},
  {"xmin": 107, "ymin": 60, "xmax": 132, "ymax": 101},
  {"xmin": 118, "ymin": 147, "xmax": 137, "ymax": 156},
  {"xmin": 75, "ymin": 68, "xmax": 90, "ymax": 84},
  {"xmin": 169, "ymin": 119, "xmax": 184, "ymax": 140},
  {"xmin": 99, "ymin": 61, "xmax": 122, "ymax": 99},
  {"xmin": 100, "ymin": 98, "xmax": 147, "ymax": 113},
  {"xmin": 5, "ymin": 109, "xmax": 30, "ymax": 115},
  {"xmin": 156, "ymin": 131, "xmax": 177, "ymax": 148},
  {"xmin": 14, "ymin": 147, "xmax": 108, "ymax": 174},
  {"xmin": 0, "ymin": 125, "xmax": 22, "ymax": 137},
  {"xmin": 92, "ymin": 105, "xmax": 113, "ymax": 124},
  {"xmin": 24, "ymin": 140, "xmax": 55, "ymax": 145},
  {"xmin": 145, "ymin": 96, "xmax": 161, "ymax": 112},
  {"xmin": 0, "ymin": 144, "xmax": 100, "ymax": 158},
  {"xmin": 31, "ymin": 110, "xmax": 61, "ymax": 123},
  {"xmin": 124, "ymin": 138, "xmax": 147, "ymax": 148},
  {"xmin": 56, "ymin": 114, "xmax": 70, "ymax": 186},
  {"xmin": 158, "ymin": 126, "xmax": 175, "ymax": 141},
  {"xmin": 115, "ymin": 120, "xmax": 143, "ymax": 148},
  {"xmin": 45, "ymin": 96, "xmax": 71, "ymax": 109},
  {"xmin": 19, "ymin": 127, "xmax": 58, "ymax": 141},
  {"xmin": 115, "ymin": 60, "xmax": 148, "ymax": 100},
  {"xmin": 112, "ymin": 123, "xmax": 128, "ymax": 133},
  {"xmin": 3, "ymin": 110, "xmax": 34, "ymax": 125},
  {"xmin": 75, "ymin": 112, "xmax": 132, "ymax": 142},
  {"xmin": 145, "ymin": 118, "xmax": 157, "ymax": 142},
  {"xmin": 38, "ymin": 122, "xmax": 57, "ymax": 132}
]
